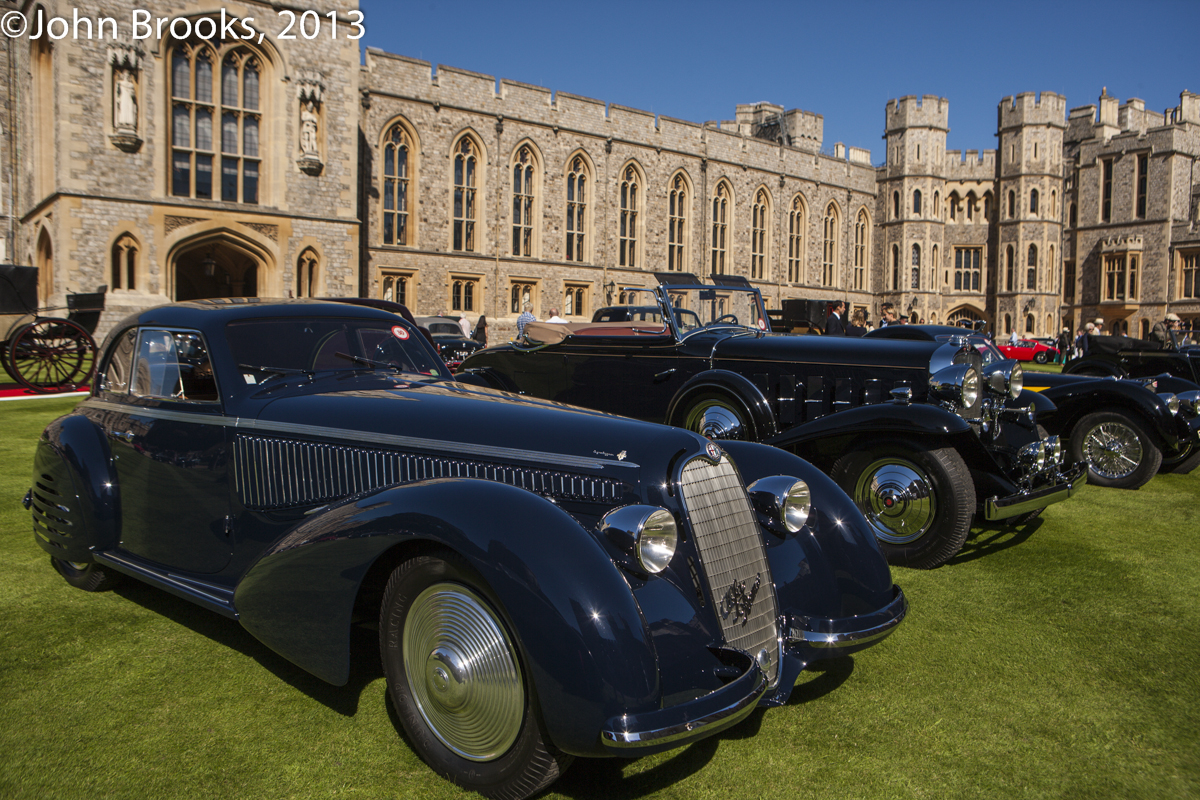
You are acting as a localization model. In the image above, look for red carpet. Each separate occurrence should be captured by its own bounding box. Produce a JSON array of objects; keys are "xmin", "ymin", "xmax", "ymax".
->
[{"xmin": 0, "ymin": 384, "xmax": 89, "ymax": 400}]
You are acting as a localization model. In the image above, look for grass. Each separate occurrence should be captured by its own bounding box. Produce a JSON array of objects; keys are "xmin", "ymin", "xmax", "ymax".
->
[{"xmin": 2, "ymin": 398, "xmax": 1198, "ymax": 799}]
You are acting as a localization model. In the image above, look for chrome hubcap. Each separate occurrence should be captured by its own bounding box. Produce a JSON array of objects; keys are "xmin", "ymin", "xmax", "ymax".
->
[
  {"xmin": 1082, "ymin": 422, "xmax": 1143, "ymax": 479},
  {"xmin": 855, "ymin": 459, "xmax": 936, "ymax": 544},
  {"xmin": 403, "ymin": 583, "xmax": 524, "ymax": 761},
  {"xmin": 686, "ymin": 402, "xmax": 746, "ymax": 440}
]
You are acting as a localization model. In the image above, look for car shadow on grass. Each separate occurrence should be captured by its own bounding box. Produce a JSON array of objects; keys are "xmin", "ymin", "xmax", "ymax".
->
[
  {"xmin": 947, "ymin": 515, "xmax": 1044, "ymax": 565},
  {"xmin": 112, "ymin": 579, "xmax": 382, "ymax": 716}
]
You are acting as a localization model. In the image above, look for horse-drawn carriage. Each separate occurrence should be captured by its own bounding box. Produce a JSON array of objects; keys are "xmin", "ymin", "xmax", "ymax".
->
[{"xmin": 0, "ymin": 265, "xmax": 102, "ymax": 393}]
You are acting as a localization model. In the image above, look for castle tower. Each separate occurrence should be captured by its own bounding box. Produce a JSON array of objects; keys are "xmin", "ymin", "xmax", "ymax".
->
[
  {"xmin": 996, "ymin": 92, "xmax": 1067, "ymax": 337},
  {"xmin": 879, "ymin": 95, "xmax": 948, "ymax": 322}
]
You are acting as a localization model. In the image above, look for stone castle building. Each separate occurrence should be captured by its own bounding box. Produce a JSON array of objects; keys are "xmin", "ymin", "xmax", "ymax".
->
[{"xmin": 3, "ymin": 0, "xmax": 1199, "ymax": 344}]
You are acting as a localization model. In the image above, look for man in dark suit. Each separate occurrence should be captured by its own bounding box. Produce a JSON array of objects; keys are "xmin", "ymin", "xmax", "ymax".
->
[{"xmin": 825, "ymin": 300, "xmax": 847, "ymax": 336}]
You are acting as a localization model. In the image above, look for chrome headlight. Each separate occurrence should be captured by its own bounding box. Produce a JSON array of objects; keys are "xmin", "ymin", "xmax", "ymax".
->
[
  {"xmin": 1018, "ymin": 440, "xmax": 1047, "ymax": 471},
  {"xmin": 1046, "ymin": 434, "xmax": 1062, "ymax": 464},
  {"xmin": 599, "ymin": 505, "xmax": 678, "ymax": 573},
  {"xmin": 747, "ymin": 476, "xmax": 811, "ymax": 534},
  {"xmin": 1176, "ymin": 390, "xmax": 1200, "ymax": 416},
  {"xmin": 1009, "ymin": 363, "xmax": 1023, "ymax": 398},
  {"xmin": 983, "ymin": 361, "xmax": 1022, "ymax": 399},
  {"xmin": 929, "ymin": 364, "xmax": 980, "ymax": 410},
  {"xmin": 1158, "ymin": 392, "xmax": 1180, "ymax": 415}
]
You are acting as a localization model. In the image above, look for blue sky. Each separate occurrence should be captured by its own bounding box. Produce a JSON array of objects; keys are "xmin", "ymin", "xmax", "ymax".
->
[{"xmin": 358, "ymin": 0, "xmax": 1199, "ymax": 164}]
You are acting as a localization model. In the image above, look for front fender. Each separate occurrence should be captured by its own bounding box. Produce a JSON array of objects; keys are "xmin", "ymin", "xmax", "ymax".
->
[
  {"xmin": 765, "ymin": 401, "xmax": 974, "ymax": 462},
  {"xmin": 30, "ymin": 413, "xmax": 120, "ymax": 561},
  {"xmin": 234, "ymin": 478, "xmax": 658, "ymax": 756},
  {"xmin": 666, "ymin": 369, "xmax": 777, "ymax": 438},
  {"xmin": 1038, "ymin": 379, "xmax": 1180, "ymax": 447}
]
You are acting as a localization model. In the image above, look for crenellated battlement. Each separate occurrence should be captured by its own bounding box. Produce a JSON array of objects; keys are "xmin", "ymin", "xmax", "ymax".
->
[
  {"xmin": 944, "ymin": 148, "xmax": 996, "ymax": 178},
  {"xmin": 998, "ymin": 91, "xmax": 1067, "ymax": 130},
  {"xmin": 885, "ymin": 95, "xmax": 949, "ymax": 134}
]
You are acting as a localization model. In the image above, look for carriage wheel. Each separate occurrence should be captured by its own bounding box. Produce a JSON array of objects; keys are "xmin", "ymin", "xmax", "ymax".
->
[{"xmin": 6, "ymin": 318, "xmax": 96, "ymax": 393}]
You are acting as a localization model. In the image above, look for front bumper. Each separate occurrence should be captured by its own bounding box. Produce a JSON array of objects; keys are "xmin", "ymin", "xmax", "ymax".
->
[
  {"xmin": 787, "ymin": 584, "xmax": 908, "ymax": 653},
  {"xmin": 983, "ymin": 462, "xmax": 1086, "ymax": 521},
  {"xmin": 600, "ymin": 647, "xmax": 766, "ymax": 753}
]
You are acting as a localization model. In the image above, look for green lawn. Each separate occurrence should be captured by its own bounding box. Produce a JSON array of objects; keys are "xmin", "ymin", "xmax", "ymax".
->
[{"xmin": 2, "ymin": 398, "xmax": 1198, "ymax": 799}]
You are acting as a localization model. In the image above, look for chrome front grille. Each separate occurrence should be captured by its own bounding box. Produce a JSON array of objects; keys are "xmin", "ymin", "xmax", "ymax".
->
[
  {"xmin": 679, "ymin": 455, "xmax": 780, "ymax": 683},
  {"xmin": 233, "ymin": 435, "xmax": 626, "ymax": 510}
]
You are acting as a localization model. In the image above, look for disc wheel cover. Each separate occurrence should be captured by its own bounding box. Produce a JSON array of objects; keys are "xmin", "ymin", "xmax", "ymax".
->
[
  {"xmin": 683, "ymin": 398, "xmax": 747, "ymax": 440},
  {"xmin": 403, "ymin": 582, "xmax": 525, "ymax": 762},
  {"xmin": 853, "ymin": 458, "xmax": 937, "ymax": 545},
  {"xmin": 1081, "ymin": 421, "xmax": 1143, "ymax": 480}
]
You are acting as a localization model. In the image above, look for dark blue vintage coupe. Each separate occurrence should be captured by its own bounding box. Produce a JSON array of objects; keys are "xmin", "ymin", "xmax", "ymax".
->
[{"xmin": 27, "ymin": 299, "xmax": 905, "ymax": 799}]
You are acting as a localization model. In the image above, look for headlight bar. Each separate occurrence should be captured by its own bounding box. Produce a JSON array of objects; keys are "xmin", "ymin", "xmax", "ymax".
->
[{"xmin": 599, "ymin": 505, "xmax": 679, "ymax": 574}]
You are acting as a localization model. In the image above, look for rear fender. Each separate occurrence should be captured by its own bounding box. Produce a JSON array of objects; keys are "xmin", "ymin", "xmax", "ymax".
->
[
  {"xmin": 234, "ymin": 477, "xmax": 658, "ymax": 756},
  {"xmin": 455, "ymin": 365, "xmax": 520, "ymax": 392},
  {"xmin": 30, "ymin": 414, "xmax": 119, "ymax": 561},
  {"xmin": 1063, "ymin": 355, "xmax": 1127, "ymax": 378},
  {"xmin": 666, "ymin": 369, "xmax": 777, "ymax": 438}
]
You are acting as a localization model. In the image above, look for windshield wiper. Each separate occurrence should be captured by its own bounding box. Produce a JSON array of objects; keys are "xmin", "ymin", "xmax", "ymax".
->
[
  {"xmin": 238, "ymin": 363, "xmax": 312, "ymax": 384},
  {"xmin": 335, "ymin": 351, "xmax": 401, "ymax": 372}
]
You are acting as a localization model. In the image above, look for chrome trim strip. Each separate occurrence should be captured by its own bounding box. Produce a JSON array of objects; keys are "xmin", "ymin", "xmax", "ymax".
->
[
  {"xmin": 788, "ymin": 590, "xmax": 908, "ymax": 649},
  {"xmin": 983, "ymin": 463, "xmax": 1086, "ymax": 521},
  {"xmin": 94, "ymin": 551, "xmax": 237, "ymax": 618},
  {"xmin": 81, "ymin": 398, "xmax": 638, "ymax": 471}
]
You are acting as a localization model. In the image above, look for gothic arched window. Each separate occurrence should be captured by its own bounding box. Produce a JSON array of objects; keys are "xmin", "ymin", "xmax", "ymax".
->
[
  {"xmin": 751, "ymin": 189, "xmax": 769, "ymax": 280},
  {"xmin": 565, "ymin": 156, "xmax": 589, "ymax": 262},
  {"xmin": 1027, "ymin": 244, "xmax": 1038, "ymax": 290},
  {"xmin": 619, "ymin": 166, "xmax": 640, "ymax": 267},
  {"xmin": 821, "ymin": 203, "xmax": 839, "ymax": 287},
  {"xmin": 911, "ymin": 244, "xmax": 921, "ymax": 289},
  {"xmin": 787, "ymin": 196, "xmax": 805, "ymax": 282},
  {"xmin": 853, "ymin": 210, "xmax": 869, "ymax": 291},
  {"xmin": 511, "ymin": 145, "xmax": 537, "ymax": 257},
  {"xmin": 382, "ymin": 123, "xmax": 411, "ymax": 245},
  {"xmin": 111, "ymin": 234, "xmax": 138, "ymax": 291},
  {"xmin": 453, "ymin": 137, "xmax": 479, "ymax": 252},
  {"xmin": 668, "ymin": 173, "xmax": 688, "ymax": 271},
  {"xmin": 711, "ymin": 182, "xmax": 729, "ymax": 274}
]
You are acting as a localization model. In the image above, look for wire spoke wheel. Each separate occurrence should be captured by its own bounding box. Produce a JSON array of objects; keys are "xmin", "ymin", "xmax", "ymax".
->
[
  {"xmin": 7, "ymin": 318, "xmax": 95, "ymax": 393},
  {"xmin": 1081, "ymin": 422, "xmax": 1143, "ymax": 479}
]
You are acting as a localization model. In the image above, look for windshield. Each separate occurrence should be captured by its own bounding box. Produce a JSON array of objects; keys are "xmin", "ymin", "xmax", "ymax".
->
[
  {"xmin": 642, "ymin": 286, "xmax": 768, "ymax": 335},
  {"xmin": 226, "ymin": 317, "xmax": 446, "ymax": 384},
  {"xmin": 933, "ymin": 333, "xmax": 1006, "ymax": 367}
]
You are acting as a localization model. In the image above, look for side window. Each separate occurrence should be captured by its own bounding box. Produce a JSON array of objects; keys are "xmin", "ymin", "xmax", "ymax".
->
[
  {"xmin": 101, "ymin": 328, "xmax": 137, "ymax": 394},
  {"xmin": 131, "ymin": 329, "xmax": 218, "ymax": 403}
]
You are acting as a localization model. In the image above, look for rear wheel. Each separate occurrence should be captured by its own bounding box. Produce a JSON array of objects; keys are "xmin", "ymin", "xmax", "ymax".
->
[
  {"xmin": 680, "ymin": 393, "xmax": 752, "ymax": 440},
  {"xmin": 379, "ymin": 551, "xmax": 570, "ymax": 800},
  {"xmin": 830, "ymin": 440, "xmax": 975, "ymax": 569},
  {"xmin": 1034, "ymin": 351, "xmax": 1049, "ymax": 364},
  {"xmin": 7, "ymin": 318, "xmax": 95, "ymax": 393},
  {"xmin": 1068, "ymin": 411, "xmax": 1162, "ymax": 489}
]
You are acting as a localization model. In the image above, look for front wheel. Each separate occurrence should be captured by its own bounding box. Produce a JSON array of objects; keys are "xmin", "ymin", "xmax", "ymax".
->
[
  {"xmin": 1068, "ymin": 411, "xmax": 1162, "ymax": 489},
  {"xmin": 1160, "ymin": 441, "xmax": 1200, "ymax": 474},
  {"xmin": 52, "ymin": 557, "xmax": 121, "ymax": 592},
  {"xmin": 379, "ymin": 551, "xmax": 571, "ymax": 800},
  {"xmin": 1034, "ymin": 351, "xmax": 1049, "ymax": 364},
  {"xmin": 830, "ymin": 440, "xmax": 975, "ymax": 569}
]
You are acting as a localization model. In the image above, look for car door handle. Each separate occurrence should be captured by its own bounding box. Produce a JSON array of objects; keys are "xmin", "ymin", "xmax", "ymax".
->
[
  {"xmin": 654, "ymin": 369, "xmax": 677, "ymax": 383},
  {"xmin": 112, "ymin": 430, "xmax": 134, "ymax": 442}
]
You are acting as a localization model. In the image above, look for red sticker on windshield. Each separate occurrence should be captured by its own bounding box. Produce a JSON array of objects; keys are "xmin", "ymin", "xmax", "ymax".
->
[
  {"xmin": 757, "ymin": 318, "xmax": 766, "ymax": 330},
  {"xmin": 391, "ymin": 325, "xmax": 410, "ymax": 340}
]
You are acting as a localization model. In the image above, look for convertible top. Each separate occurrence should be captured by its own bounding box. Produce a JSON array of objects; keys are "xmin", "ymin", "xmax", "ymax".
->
[{"xmin": 1087, "ymin": 334, "xmax": 1163, "ymax": 355}]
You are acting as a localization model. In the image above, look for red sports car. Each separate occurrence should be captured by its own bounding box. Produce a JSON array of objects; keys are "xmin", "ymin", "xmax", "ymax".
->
[{"xmin": 997, "ymin": 338, "xmax": 1059, "ymax": 364}]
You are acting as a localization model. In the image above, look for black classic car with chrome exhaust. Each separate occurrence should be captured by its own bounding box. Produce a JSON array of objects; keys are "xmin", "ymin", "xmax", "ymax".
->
[
  {"xmin": 461, "ymin": 274, "xmax": 1084, "ymax": 569},
  {"xmin": 27, "ymin": 299, "xmax": 904, "ymax": 800}
]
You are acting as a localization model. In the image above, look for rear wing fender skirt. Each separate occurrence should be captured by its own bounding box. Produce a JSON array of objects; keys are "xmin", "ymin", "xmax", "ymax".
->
[{"xmin": 233, "ymin": 477, "xmax": 659, "ymax": 756}]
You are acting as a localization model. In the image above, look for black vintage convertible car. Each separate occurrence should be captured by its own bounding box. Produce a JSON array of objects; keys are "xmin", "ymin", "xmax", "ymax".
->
[
  {"xmin": 1064, "ymin": 330, "xmax": 1200, "ymax": 383},
  {"xmin": 414, "ymin": 315, "xmax": 484, "ymax": 371},
  {"xmin": 867, "ymin": 325, "xmax": 1200, "ymax": 488},
  {"xmin": 461, "ymin": 274, "xmax": 1084, "ymax": 569},
  {"xmin": 27, "ymin": 299, "xmax": 905, "ymax": 799}
]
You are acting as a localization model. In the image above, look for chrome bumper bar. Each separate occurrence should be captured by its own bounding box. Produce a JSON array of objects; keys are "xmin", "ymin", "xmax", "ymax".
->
[
  {"xmin": 787, "ymin": 585, "xmax": 908, "ymax": 650},
  {"xmin": 600, "ymin": 648, "xmax": 766, "ymax": 752},
  {"xmin": 984, "ymin": 462, "xmax": 1086, "ymax": 521}
]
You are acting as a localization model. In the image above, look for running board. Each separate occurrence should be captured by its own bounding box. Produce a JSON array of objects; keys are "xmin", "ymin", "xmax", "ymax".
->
[{"xmin": 93, "ymin": 551, "xmax": 238, "ymax": 618}]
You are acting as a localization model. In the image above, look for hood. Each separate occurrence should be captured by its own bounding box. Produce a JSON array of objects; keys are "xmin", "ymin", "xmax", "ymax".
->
[
  {"xmin": 252, "ymin": 376, "xmax": 703, "ymax": 482},
  {"xmin": 711, "ymin": 331, "xmax": 938, "ymax": 372}
]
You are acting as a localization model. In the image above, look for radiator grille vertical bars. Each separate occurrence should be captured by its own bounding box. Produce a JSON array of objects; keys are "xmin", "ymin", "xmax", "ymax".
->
[{"xmin": 679, "ymin": 456, "xmax": 780, "ymax": 683}]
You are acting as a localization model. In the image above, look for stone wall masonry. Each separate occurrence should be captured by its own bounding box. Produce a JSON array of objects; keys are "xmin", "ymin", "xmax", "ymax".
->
[
  {"xmin": 945, "ymin": 149, "xmax": 996, "ymax": 180},
  {"xmin": 998, "ymin": 92, "xmax": 1067, "ymax": 131},
  {"xmin": 885, "ymin": 95, "xmax": 949, "ymax": 134}
]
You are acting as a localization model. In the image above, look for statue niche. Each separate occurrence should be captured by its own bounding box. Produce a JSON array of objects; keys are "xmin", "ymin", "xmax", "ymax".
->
[
  {"xmin": 108, "ymin": 44, "xmax": 143, "ymax": 152},
  {"xmin": 296, "ymin": 78, "xmax": 324, "ymax": 175}
]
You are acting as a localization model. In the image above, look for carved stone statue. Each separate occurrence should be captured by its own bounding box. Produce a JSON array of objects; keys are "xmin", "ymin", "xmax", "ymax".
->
[
  {"xmin": 300, "ymin": 101, "xmax": 319, "ymax": 157},
  {"xmin": 114, "ymin": 69, "xmax": 137, "ymax": 131}
]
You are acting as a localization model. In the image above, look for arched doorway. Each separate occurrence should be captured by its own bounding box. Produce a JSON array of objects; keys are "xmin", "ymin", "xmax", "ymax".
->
[
  {"xmin": 947, "ymin": 306, "xmax": 986, "ymax": 331},
  {"xmin": 36, "ymin": 228, "xmax": 54, "ymax": 307},
  {"xmin": 173, "ymin": 240, "xmax": 263, "ymax": 302}
]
